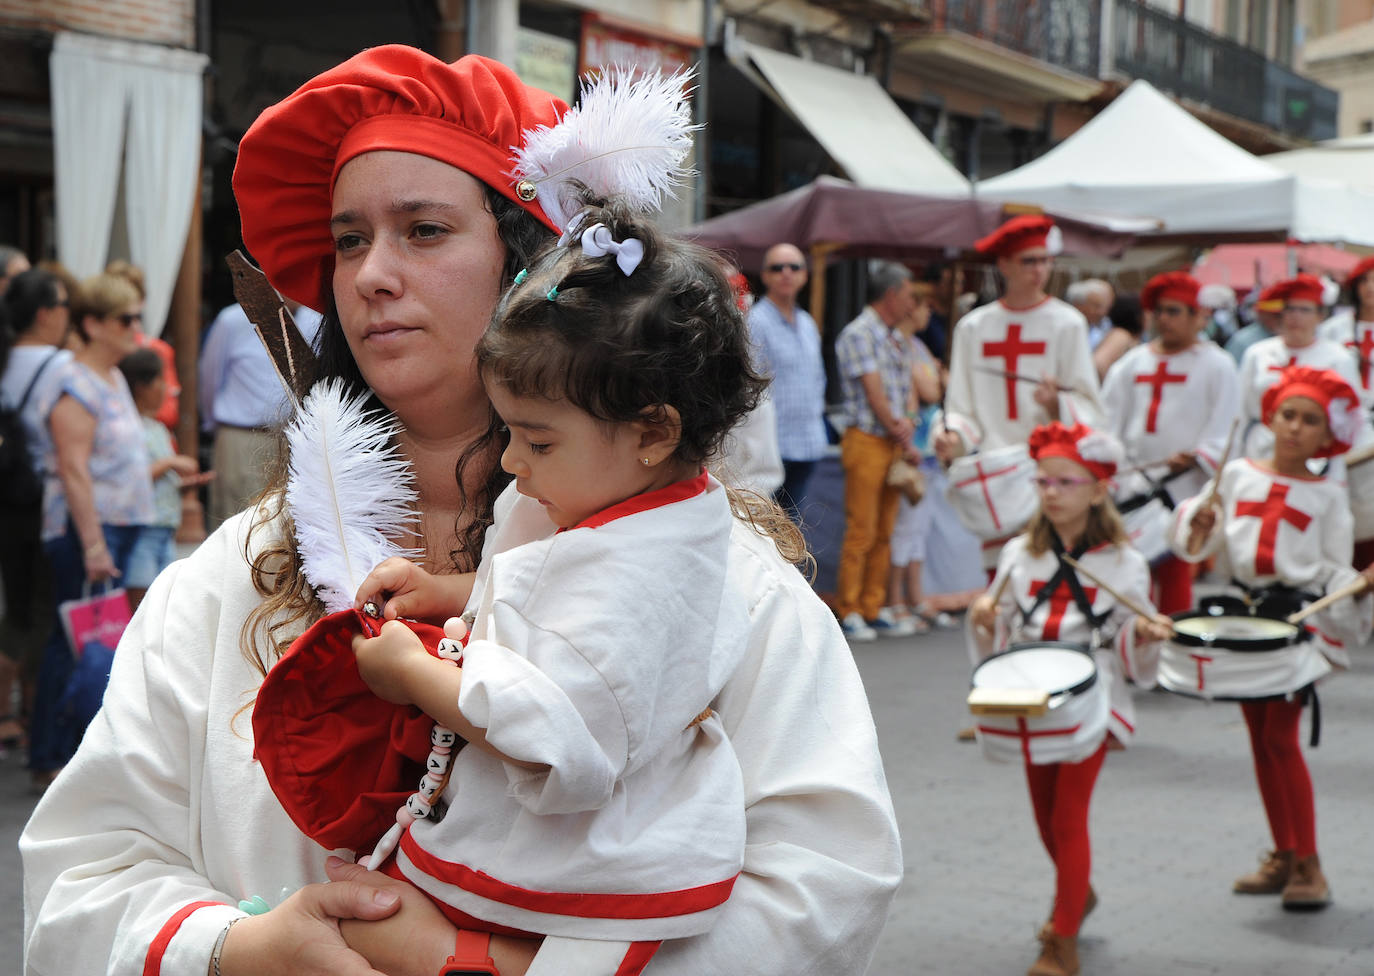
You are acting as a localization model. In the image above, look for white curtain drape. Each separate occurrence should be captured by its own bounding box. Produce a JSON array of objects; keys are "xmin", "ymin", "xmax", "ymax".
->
[{"xmin": 50, "ymin": 33, "xmax": 208, "ymax": 336}]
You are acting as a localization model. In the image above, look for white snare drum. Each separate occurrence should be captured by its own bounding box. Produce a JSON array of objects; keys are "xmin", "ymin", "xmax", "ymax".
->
[
  {"xmin": 1160, "ymin": 609, "xmax": 1331, "ymax": 700},
  {"xmin": 1345, "ymin": 455, "xmax": 1374, "ymax": 541},
  {"xmin": 946, "ymin": 443, "xmax": 1037, "ymax": 541},
  {"xmin": 969, "ymin": 642, "xmax": 1108, "ymax": 765}
]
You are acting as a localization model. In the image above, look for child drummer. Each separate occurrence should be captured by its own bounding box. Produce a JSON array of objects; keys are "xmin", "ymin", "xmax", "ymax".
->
[
  {"xmin": 1172, "ymin": 365, "xmax": 1374, "ymax": 911},
  {"xmin": 969, "ymin": 422, "xmax": 1170, "ymax": 976}
]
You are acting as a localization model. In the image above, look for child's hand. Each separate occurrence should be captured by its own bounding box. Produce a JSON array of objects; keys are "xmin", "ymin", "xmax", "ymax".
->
[
  {"xmin": 354, "ymin": 557, "xmax": 465, "ymax": 622},
  {"xmin": 351, "ymin": 619, "xmax": 431, "ymax": 705},
  {"xmin": 169, "ymin": 454, "xmax": 199, "ymax": 476},
  {"xmin": 1032, "ymin": 375, "xmax": 1060, "ymax": 417},
  {"xmin": 1134, "ymin": 614, "xmax": 1174, "ymax": 644},
  {"xmin": 1361, "ymin": 564, "xmax": 1374, "ymax": 593},
  {"xmin": 969, "ymin": 595, "xmax": 997, "ymax": 635},
  {"xmin": 1186, "ymin": 500, "xmax": 1220, "ymax": 555}
]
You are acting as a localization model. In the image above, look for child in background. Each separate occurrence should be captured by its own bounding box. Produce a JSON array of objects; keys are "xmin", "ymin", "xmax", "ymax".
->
[
  {"xmin": 968, "ymin": 422, "xmax": 1170, "ymax": 976},
  {"xmin": 117, "ymin": 349, "xmax": 197, "ymax": 610},
  {"xmin": 280, "ymin": 198, "xmax": 812, "ymax": 972},
  {"xmin": 1172, "ymin": 365, "xmax": 1374, "ymax": 911}
]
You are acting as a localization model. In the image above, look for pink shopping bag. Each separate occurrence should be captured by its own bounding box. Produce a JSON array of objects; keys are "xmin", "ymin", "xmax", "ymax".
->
[{"xmin": 58, "ymin": 586, "xmax": 131, "ymax": 660}]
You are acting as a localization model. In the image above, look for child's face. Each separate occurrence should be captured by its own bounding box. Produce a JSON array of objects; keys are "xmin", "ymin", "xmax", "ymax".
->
[
  {"xmin": 489, "ymin": 383, "xmax": 655, "ymax": 529},
  {"xmin": 133, "ymin": 375, "xmax": 166, "ymax": 415},
  {"xmin": 1152, "ymin": 300, "xmax": 1203, "ymax": 351},
  {"xmin": 1268, "ymin": 395, "xmax": 1332, "ymax": 462},
  {"xmin": 1033, "ymin": 456, "xmax": 1105, "ymax": 530}
]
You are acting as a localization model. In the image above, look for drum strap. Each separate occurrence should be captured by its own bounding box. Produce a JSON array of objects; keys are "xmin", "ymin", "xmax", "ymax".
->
[
  {"xmin": 1299, "ymin": 685, "xmax": 1321, "ymax": 748},
  {"xmin": 1021, "ymin": 536, "xmax": 1110, "ymax": 631},
  {"xmin": 1116, "ymin": 467, "xmax": 1189, "ymax": 514},
  {"xmin": 1228, "ymin": 580, "xmax": 1320, "ymax": 616}
]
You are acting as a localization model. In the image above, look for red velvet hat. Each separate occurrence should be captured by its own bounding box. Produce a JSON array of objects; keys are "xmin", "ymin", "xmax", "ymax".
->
[
  {"xmin": 1268, "ymin": 273, "xmax": 1327, "ymax": 308},
  {"xmin": 233, "ymin": 46, "xmax": 568, "ymax": 308},
  {"xmin": 1261, "ymin": 365, "xmax": 1362, "ymax": 458},
  {"xmin": 1253, "ymin": 281, "xmax": 1285, "ymax": 313},
  {"xmin": 1141, "ymin": 271, "xmax": 1201, "ymax": 311},
  {"xmin": 1028, "ymin": 422, "xmax": 1123, "ymax": 481},
  {"xmin": 975, "ymin": 215, "xmax": 1058, "ymax": 259},
  {"xmin": 252, "ymin": 609, "xmax": 449, "ymax": 852},
  {"xmin": 1346, "ymin": 256, "xmax": 1374, "ymax": 289}
]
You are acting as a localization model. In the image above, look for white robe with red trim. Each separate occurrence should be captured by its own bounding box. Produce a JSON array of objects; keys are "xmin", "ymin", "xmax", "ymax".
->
[
  {"xmin": 940, "ymin": 297, "xmax": 1103, "ymax": 454},
  {"xmin": 398, "ymin": 478, "xmax": 747, "ymax": 941},
  {"xmin": 1101, "ymin": 340, "xmax": 1239, "ymax": 506},
  {"xmin": 1318, "ymin": 310, "xmax": 1374, "ymax": 413},
  {"xmin": 20, "ymin": 501, "xmax": 901, "ymax": 975},
  {"xmin": 967, "ymin": 536, "xmax": 1161, "ymax": 755},
  {"xmin": 1169, "ymin": 459, "xmax": 1374, "ymax": 668},
  {"xmin": 1236, "ymin": 335, "xmax": 1365, "ymax": 460}
]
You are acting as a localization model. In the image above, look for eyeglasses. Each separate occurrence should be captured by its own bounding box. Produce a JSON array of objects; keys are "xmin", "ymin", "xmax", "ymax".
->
[
  {"xmin": 766, "ymin": 262, "xmax": 804, "ymax": 273},
  {"xmin": 116, "ymin": 312, "xmax": 142, "ymax": 327},
  {"xmin": 1032, "ymin": 475, "xmax": 1096, "ymax": 491},
  {"xmin": 1016, "ymin": 255, "xmax": 1054, "ymax": 268}
]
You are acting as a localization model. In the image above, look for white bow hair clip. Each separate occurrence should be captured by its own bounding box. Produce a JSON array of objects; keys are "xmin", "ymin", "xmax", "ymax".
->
[{"xmin": 581, "ymin": 223, "xmax": 644, "ymax": 276}]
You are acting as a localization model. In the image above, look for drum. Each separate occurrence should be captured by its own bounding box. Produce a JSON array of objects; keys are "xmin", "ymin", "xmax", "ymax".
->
[
  {"xmin": 1160, "ymin": 604, "xmax": 1330, "ymax": 700},
  {"xmin": 1345, "ymin": 452, "xmax": 1374, "ymax": 541},
  {"xmin": 968, "ymin": 642, "xmax": 1108, "ymax": 765},
  {"xmin": 1119, "ymin": 495, "xmax": 1172, "ymax": 566},
  {"xmin": 946, "ymin": 443, "xmax": 1037, "ymax": 541}
]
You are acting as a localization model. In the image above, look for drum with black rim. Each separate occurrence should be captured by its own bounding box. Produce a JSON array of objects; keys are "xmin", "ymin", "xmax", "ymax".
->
[
  {"xmin": 1160, "ymin": 601, "xmax": 1330, "ymax": 700},
  {"xmin": 968, "ymin": 641, "xmax": 1108, "ymax": 765}
]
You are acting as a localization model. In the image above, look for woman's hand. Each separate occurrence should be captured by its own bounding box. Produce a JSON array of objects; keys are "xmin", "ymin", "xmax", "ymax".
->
[
  {"xmin": 355, "ymin": 558, "xmax": 473, "ymax": 623},
  {"xmin": 216, "ymin": 878, "xmax": 402, "ymax": 976},
  {"xmin": 326, "ymin": 857, "xmax": 541, "ymax": 976},
  {"xmin": 83, "ymin": 542, "xmax": 118, "ymax": 584},
  {"xmin": 969, "ymin": 595, "xmax": 996, "ymax": 635},
  {"xmin": 1134, "ymin": 614, "xmax": 1174, "ymax": 644},
  {"xmin": 352, "ymin": 620, "xmax": 432, "ymax": 706}
]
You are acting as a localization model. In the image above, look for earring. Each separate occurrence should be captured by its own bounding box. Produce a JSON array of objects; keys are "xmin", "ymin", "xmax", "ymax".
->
[{"xmin": 641, "ymin": 457, "xmax": 651, "ymax": 466}]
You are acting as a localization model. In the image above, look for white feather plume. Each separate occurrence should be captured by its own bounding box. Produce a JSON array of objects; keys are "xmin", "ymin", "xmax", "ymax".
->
[
  {"xmin": 285, "ymin": 379, "xmax": 419, "ymax": 614},
  {"xmin": 511, "ymin": 66, "xmax": 699, "ymax": 232}
]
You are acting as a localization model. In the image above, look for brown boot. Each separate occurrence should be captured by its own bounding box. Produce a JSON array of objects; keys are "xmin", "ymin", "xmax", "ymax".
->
[
  {"xmin": 1281, "ymin": 854, "xmax": 1331, "ymax": 911},
  {"xmin": 1027, "ymin": 927, "xmax": 1079, "ymax": 976},
  {"xmin": 1038, "ymin": 886, "xmax": 1096, "ymax": 942},
  {"xmin": 1233, "ymin": 849, "xmax": 1294, "ymax": 894}
]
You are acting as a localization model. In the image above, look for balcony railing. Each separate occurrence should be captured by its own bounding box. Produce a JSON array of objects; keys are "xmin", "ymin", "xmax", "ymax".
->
[
  {"xmin": 928, "ymin": 0, "xmax": 1101, "ymax": 79},
  {"xmin": 1113, "ymin": 0, "xmax": 1336, "ymax": 141}
]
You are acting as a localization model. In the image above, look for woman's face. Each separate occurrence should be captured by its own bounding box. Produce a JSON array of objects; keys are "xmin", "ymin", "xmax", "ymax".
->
[
  {"xmin": 330, "ymin": 151, "xmax": 507, "ymax": 425},
  {"xmin": 86, "ymin": 304, "xmax": 141, "ymax": 361},
  {"xmin": 1356, "ymin": 273, "xmax": 1374, "ymax": 316}
]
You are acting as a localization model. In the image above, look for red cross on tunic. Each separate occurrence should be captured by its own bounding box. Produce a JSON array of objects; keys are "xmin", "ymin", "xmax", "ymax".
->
[
  {"xmin": 1029, "ymin": 578, "xmax": 1099, "ymax": 640},
  {"xmin": 983, "ymin": 324, "xmax": 1047, "ymax": 421},
  {"xmin": 976, "ymin": 717, "xmax": 1083, "ymax": 764},
  {"xmin": 954, "ymin": 457, "xmax": 1022, "ymax": 531},
  {"xmin": 1133, "ymin": 360, "xmax": 1188, "ymax": 433},
  {"xmin": 1233, "ymin": 483, "xmax": 1312, "ymax": 576},
  {"xmin": 1266, "ymin": 354, "xmax": 1299, "ymax": 376},
  {"xmin": 1345, "ymin": 329, "xmax": 1374, "ymax": 389}
]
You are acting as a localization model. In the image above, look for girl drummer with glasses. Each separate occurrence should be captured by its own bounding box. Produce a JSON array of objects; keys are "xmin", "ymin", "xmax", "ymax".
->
[
  {"xmin": 968, "ymin": 422, "xmax": 1171, "ymax": 976},
  {"xmin": 1173, "ymin": 365, "xmax": 1374, "ymax": 913}
]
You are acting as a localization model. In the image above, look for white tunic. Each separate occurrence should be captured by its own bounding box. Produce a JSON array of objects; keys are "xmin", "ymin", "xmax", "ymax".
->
[
  {"xmin": 399, "ymin": 478, "xmax": 746, "ymax": 941},
  {"xmin": 1101, "ymin": 340, "xmax": 1239, "ymax": 505},
  {"xmin": 941, "ymin": 296, "xmax": 1103, "ymax": 453},
  {"xmin": 969, "ymin": 536, "xmax": 1161, "ymax": 753},
  {"xmin": 1169, "ymin": 459, "xmax": 1373, "ymax": 667},
  {"xmin": 1317, "ymin": 310, "xmax": 1374, "ymax": 412},
  {"xmin": 21, "ymin": 506, "xmax": 902, "ymax": 975},
  {"xmin": 1235, "ymin": 335, "xmax": 1364, "ymax": 459}
]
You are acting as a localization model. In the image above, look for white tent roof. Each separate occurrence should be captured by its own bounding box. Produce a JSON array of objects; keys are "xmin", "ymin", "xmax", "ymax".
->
[
  {"xmin": 1264, "ymin": 133, "xmax": 1374, "ymax": 193},
  {"xmin": 977, "ymin": 80, "xmax": 1374, "ymax": 246}
]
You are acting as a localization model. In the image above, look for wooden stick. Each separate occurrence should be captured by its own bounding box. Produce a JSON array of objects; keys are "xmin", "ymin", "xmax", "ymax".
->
[
  {"xmin": 972, "ymin": 364, "xmax": 1084, "ymax": 397},
  {"xmin": 973, "ymin": 572, "xmax": 1014, "ymax": 638},
  {"xmin": 1061, "ymin": 555, "xmax": 1174, "ymax": 629},
  {"xmin": 1286, "ymin": 576, "xmax": 1371, "ymax": 625},
  {"xmin": 1202, "ymin": 417, "xmax": 1242, "ymax": 511},
  {"xmin": 1343, "ymin": 441, "xmax": 1374, "ymax": 469}
]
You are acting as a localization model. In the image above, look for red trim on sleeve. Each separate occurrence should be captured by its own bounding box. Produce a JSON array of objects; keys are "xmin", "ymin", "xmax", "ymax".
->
[
  {"xmin": 399, "ymin": 831, "xmax": 736, "ymax": 919},
  {"xmin": 614, "ymin": 941, "xmax": 663, "ymax": 975},
  {"xmin": 143, "ymin": 901, "xmax": 225, "ymax": 976},
  {"xmin": 564, "ymin": 470, "xmax": 709, "ymax": 531}
]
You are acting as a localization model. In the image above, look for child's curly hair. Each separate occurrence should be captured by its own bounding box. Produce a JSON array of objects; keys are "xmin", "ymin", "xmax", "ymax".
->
[{"xmin": 475, "ymin": 194, "xmax": 809, "ymax": 567}]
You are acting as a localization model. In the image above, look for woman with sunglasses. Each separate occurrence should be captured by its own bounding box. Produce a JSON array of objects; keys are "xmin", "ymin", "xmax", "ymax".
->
[{"xmin": 30, "ymin": 271, "xmax": 154, "ymax": 787}]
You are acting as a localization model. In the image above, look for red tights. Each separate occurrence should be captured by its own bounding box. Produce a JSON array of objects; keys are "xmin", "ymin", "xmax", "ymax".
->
[
  {"xmin": 1151, "ymin": 555, "xmax": 1193, "ymax": 617},
  {"xmin": 1240, "ymin": 698, "xmax": 1317, "ymax": 858},
  {"xmin": 1024, "ymin": 741, "xmax": 1107, "ymax": 937}
]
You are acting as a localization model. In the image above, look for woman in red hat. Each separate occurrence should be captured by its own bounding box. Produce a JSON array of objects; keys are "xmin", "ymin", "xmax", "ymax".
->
[
  {"xmin": 1174, "ymin": 365, "xmax": 1374, "ymax": 911},
  {"xmin": 968, "ymin": 421, "xmax": 1170, "ymax": 976},
  {"xmin": 20, "ymin": 47, "xmax": 900, "ymax": 976}
]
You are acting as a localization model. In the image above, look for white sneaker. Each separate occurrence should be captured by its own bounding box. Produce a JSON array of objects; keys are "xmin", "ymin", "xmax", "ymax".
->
[
  {"xmin": 841, "ymin": 612, "xmax": 877, "ymax": 642},
  {"xmin": 871, "ymin": 606, "xmax": 918, "ymax": 637}
]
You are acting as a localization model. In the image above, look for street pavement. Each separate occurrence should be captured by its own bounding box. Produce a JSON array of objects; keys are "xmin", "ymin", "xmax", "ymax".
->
[{"xmin": 2, "ymin": 610, "xmax": 1373, "ymax": 973}]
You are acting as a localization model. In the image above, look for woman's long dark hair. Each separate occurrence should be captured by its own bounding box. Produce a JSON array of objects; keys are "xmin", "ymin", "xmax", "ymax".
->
[{"xmin": 0, "ymin": 268, "xmax": 63, "ymax": 376}]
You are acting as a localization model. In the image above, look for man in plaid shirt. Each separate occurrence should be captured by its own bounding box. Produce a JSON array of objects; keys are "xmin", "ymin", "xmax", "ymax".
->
[{"xmin": 833, "ymin": 261, "xmax": 922, "ymax": 642}]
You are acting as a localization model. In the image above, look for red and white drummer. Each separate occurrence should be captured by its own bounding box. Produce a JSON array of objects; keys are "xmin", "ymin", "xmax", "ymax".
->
[
  {"xmin": 1101, "ymin": 270, "xmax": 1238, "ymax": 614},
  {"xmin": 968, "ymin": 422, "xmax": 1169, "ymax": 976},
  {"xmin": 935, "ymin": 215, "xmax": 1103, "ymax": 569},
  {"xmin": 1172, "ymin": 365, "xmax": 1374, "ymax": 911}
]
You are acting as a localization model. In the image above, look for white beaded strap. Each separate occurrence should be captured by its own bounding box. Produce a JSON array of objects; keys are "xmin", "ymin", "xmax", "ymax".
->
[{"xmin": 210, "ymin": 916, "xmax": 244, "ymax": 976}]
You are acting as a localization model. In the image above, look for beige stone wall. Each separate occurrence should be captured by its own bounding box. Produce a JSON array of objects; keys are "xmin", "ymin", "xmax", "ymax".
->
[{"xmin": 0, "ymin": 0, "xmax": 194, "ymax": 48}]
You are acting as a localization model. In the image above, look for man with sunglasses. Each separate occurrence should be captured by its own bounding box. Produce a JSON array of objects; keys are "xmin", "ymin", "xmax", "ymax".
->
[
  {"xmin": 935, "ymin": 214, "xmax": 1102, "ymax": 571},
  {"xmin": 748, "ymin": 243, "xmax": 828, "ymax": 521},
  {"xmin": 1100, "ymin": 271, "xmax": 1238, "ymax": 614}
]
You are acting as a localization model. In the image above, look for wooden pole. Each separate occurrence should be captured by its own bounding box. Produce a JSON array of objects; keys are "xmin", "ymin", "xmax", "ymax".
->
[
  {"xmin": 170, "ymin": 150, "xmax": 206, "ymax": 544},
  {"xmin": 808, "ymin": 241, "xmax": 844, "ymax": 336}
]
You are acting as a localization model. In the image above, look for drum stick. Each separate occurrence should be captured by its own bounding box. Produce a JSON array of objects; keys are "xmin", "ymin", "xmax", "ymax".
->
[
  {"xmin": 1343, "ymin": 441, "xmax": 1374, "ymax": 469},
  {"xmin": 1060, "ymin": 555, "xmax": 1174, "ymax": 630},
  {"xmin": 1202, "ymin": 418, "xmax": 1241, "ymax": 510},
  {"xmin": 972, "ymin": 364, "xmax": 1085, "ymax": 397},
  {"xmin": 1286, "ymin": 576, "xmax": 1372, "ymax": 625},
  {"xmin": 974, "ymin": 572, "xmax": 1013, "ymax": 638}
]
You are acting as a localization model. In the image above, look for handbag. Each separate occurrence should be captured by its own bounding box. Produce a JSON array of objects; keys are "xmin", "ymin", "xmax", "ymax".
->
[
  {"xmin": 56, "ymin": 583, "xmax": 130, "ymax": 728},
  {"xmin": 886, "ymin": 457, "xmax": 926, "ymax": 505}
]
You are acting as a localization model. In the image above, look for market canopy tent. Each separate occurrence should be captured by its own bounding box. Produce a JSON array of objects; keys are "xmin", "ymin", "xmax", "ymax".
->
[
  {"xmin": 977, "ymin": 80, "xmax": 1374, "ymax": 247},
  {"xmin": 1192, "ymin": 243, "xmax": 1361, "ymax": 292},
  {"xmin": 1264, "ymin": 133, "xmax": 1374, "ymax": 194}
]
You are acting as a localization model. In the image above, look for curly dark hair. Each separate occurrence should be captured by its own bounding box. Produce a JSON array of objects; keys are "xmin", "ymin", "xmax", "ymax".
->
[{"xmin": 477, "ymin": 197, "xmax": 767, "ymax": 468}]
